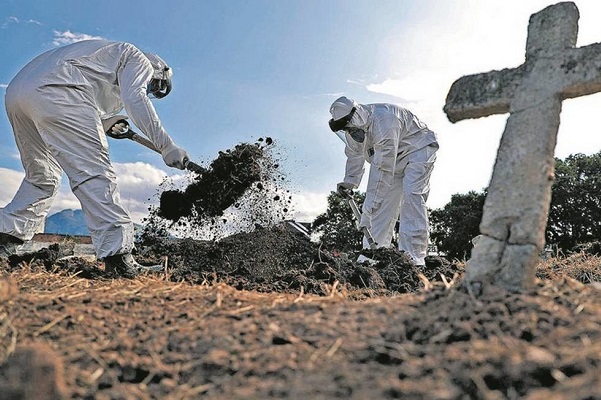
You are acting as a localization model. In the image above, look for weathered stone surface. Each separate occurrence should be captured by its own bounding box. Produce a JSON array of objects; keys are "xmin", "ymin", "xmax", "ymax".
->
[
  {"xmin": 444, "ymin": 67, "xmax": 524, "ymax": 122},
  {"xmin": 525, "ymin": 0, "xmax": 578, "ymax": 58},
  {"xmin": 482, "ymin": 97, "xmax": 559, "ymax": 248},
  {"xmin": 444, "ymin": 2, "xmax": 601, "ymax": 291}
]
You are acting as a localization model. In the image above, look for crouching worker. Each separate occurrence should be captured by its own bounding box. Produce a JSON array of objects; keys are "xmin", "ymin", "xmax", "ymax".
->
[
  {"xmin": 328, "ymin": 96, "xmax": 438, "ymax": 266},
  {"xmin": 0, "ymin": 40, "xmax": 190, "ymax": 278}
]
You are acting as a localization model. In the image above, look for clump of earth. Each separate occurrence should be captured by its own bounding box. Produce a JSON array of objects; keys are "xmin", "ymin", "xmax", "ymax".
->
[
  {"xmin": 157, "ymin": 141, "xmax": 265, "ymax": 222},
  {"xmin": 140, "ymin": 138, "xmax": 293, "ymax": 241}
]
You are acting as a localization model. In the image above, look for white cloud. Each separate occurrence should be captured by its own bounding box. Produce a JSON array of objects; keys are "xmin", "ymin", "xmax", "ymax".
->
[
  {"xmin": 365, "ymin": 72, "xmax": 449, "ymax": 106},
  {"xmin": 113, "ymin": 162, "xmax": 168, "ymax": 223},
  {"xmin": 52, "ymin": 30, "xmax": 104, "ymax": 46},
  {"xmin": 2, "ymin": 16, "xmax": 42, "ymax": 29},
  {"xmin": 0, "ymin": 168, "xmax": 24, "ymax": 205},
  {"xmin": 114, "ymin": 162, "xmax": 167, "ymax": 189},
  {"xmin": 0, "ymin": 84, "xmax": 7, "ymax": 89},
  {"xmin": 290, "ymin": 190, "xmax": 329, "ymax": 223},
  {"xmin": 2, "ymin": 16, "xmax": 20, "ymax": 28},
  {"xmin": 366, "ymin": 79, "xmax": 409, "ymax": 101},
  {"xmin": 48, "ymin": 190, "xmax": 80, "ymax": 214}
]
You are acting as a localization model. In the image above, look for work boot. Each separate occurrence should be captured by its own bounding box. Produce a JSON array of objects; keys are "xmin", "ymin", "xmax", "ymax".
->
[
  {"xmin": 0, "ymin": 233, "xmax": 23, "ymax": 258},
  {"xmin": 104, "ymin": 253, "xmax": 163, "ymax": 279}
]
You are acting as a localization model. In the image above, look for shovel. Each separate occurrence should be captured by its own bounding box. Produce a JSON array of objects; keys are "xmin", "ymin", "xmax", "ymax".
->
[
  {"xmin": 339, "ymin": 188, "xmax": 378, "ymax": 250},
  {"xmin": 102, "ymin": 116, "xmax": 206, "ymax": 174}
]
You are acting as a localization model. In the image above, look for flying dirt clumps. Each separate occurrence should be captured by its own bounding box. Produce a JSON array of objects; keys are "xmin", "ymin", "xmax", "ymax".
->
[
  {"xmin": 141, "ymin": 137, "xmax": 292, "ymax": 240},
  {"xmin": 158, "ymin": 141, "xmax": 265, "ymax": 222}
]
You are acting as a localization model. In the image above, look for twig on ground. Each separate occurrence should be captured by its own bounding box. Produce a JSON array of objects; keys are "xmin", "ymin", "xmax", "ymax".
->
[{"xmin": 33, "ymin": 314, "xmax": 70, "ymax": 337}]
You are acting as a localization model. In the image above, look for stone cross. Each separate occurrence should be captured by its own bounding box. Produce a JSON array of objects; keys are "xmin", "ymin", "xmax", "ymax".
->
[{"xmin": 443, "ymin": 2, "xmax": 601, "ymax": 291}]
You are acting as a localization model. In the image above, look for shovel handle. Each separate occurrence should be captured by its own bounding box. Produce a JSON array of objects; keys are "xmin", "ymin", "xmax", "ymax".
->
[
  {"xmin": 183, "ymin": 158, "xmax": 206, "ymax": 174},
  {"xmin": 105, "ymin": 119, "xmax": 134, "ymax": 139},
  {"xmin": 105, "ymin": 120, "xmax": 204, "ymax": 174},
  {"xmin": 105, "ymin": 120, "xmax": 159, "ymax": 152},
  {"xmin": 339, "ymin": 189, "xmax": 378, "ymax": 249}
]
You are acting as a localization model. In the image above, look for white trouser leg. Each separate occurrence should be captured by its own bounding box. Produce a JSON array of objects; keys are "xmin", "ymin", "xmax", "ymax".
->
[
  {"xmin": 72, "ymin": 177, "xmax": 135, "ymax": 259},
  {"xmin": 1, "ymin": 89, "xmax": 62, "ymax": 240},
  {"xmin": 24, "ymin": 84, "xmax": 134, "ymax": 258},
  {"xmin": 363, "ymin": 168, "xmax": 403, "ymax": 249},
  {"xmin": 398, "ymin": 145, "xmax": 437, "ymax": 265}
]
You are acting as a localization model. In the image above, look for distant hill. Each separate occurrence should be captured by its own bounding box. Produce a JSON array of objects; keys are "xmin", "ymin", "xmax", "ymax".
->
[
  {"xmin": 44, "ymin": 209, "xmax": 144, "ymax": 237},
  {"xmin": 44, "ymin": 209, "xmax": 90, "ymax": 236}
]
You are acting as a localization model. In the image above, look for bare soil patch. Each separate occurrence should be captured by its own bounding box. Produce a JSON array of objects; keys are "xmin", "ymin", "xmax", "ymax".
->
[
  {"xmin": 1, "ymin": 238, "xmax": 601, "ymax": 399},
  {"xmin": 2, "ymin": 141, "xmax": 601, "ymax": 398}
]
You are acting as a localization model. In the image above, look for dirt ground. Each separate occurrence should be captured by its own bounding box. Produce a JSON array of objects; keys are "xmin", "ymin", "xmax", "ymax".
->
[
  {"xmin": 1, "ymin": 230, "xmax": 601, "ymax": 400},
  {"xmin": 2, "ymin": 141, "xmax": 601, "ymax": 399}
]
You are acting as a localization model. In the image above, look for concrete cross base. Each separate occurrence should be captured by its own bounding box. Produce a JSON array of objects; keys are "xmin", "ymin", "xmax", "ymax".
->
[{"xmin": 467, "ymin": 235, "xmax": 539, "ymax": 292}]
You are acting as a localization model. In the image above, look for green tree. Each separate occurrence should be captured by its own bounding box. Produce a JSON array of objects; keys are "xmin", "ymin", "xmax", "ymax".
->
[
  {"xmin": 429, "ymin": 190, "xmax": 486, "ymax": 260},
  {"xmin": 429, "ymin": 152, "xmax": 601, "ymax": 259},
  {"xmin": 313, "ymin": 191, "xmax": 364, "ymax": 252},
  {"xmin": 547, "ymin": 152, "xmax": 601, "ymax": 251}
]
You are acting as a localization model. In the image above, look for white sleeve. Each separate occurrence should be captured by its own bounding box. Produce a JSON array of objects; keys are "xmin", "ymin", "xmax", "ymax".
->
[
  {"xmin": 117, "ymin": 48, "xmax": 174, "ymax": 153},
  {"xmin": 343, "ymin": 134, "xmax": 365, "ymax": 187}
]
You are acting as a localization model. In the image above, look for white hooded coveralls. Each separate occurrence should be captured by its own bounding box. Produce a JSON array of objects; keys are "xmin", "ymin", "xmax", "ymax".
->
[
  {"xmin": 334, "ymin": 99, "xmax": 438, "ymax": 265},
  {"xmin": 2, "ymin": 40, "xmax": 178, "ymax": 258}
]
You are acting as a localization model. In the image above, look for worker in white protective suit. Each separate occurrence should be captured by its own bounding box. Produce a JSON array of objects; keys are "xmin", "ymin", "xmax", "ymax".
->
[
  {"xmin": 328, "ymin": 96, "xmax": 438, "ymax": 266},
  {"xmin": 0, "ymin": 40, "xmax": 190, "ymax": 278}
]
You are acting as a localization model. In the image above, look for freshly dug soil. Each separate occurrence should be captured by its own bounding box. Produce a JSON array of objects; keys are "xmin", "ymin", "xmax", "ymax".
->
[
  {"xmin": 157, "ymin": 142, "xmax": 264, "ymax": 222},
  {"xmin": 134, "ymin": 224, "xmax": 459, "ymax": 296},
  {"xmin": 1, "ymin": 252, "xmax": 600, "ymax": 399},
  {"xmin": 4, "ymin": 225, "xmax": 458, "ymax": 297},
  {"xmin": 2, "ymin": 138, "xmax": 600, "ymax": 398}
]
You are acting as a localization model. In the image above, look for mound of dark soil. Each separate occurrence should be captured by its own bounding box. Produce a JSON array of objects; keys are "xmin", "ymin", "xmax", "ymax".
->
[
  {"xmin": 6, "ymin": 243, "xmax": 75, "ymax": 269},
  {"xmin": 4, "ymin": 225, "xmax": 457, "ymax": 297},
  {"xmin": 135, "ymin": 224, "xmax": 458, "ymax": 296}
]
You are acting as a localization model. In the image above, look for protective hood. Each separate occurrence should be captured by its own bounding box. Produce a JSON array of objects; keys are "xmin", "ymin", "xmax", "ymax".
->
[
  {"xmin": 330, "ymin": 96, "xmax": 357, "ymax": 121},
  {"xmin": 144, "ymin": 53, "xmax": 172, "ymax": 98},
  {"xmin": 144, "ymin": 53, "xmax": 172, "ymax": 80},
  {"xmin": 329, "ymin": 96, "xmax": 369, "ymax": 131}
]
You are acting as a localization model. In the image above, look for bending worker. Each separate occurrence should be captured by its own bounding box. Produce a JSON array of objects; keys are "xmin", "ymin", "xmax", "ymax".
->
[
  {"xmin": 328, "ymin": 96, "xmax": 438, "ymax": 266},
  {"xmin": 0, "ymin": 40, "xmax": 189, "ymax": 278}
]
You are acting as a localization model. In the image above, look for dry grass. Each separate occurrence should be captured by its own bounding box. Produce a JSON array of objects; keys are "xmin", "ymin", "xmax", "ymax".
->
[
  {"xmin": 2, "ymin": 252, "xmax": 601, "ymax": 399},
  {"xmin": 536, "ymin": 250, "xmax": 601, "ymax": 284}
]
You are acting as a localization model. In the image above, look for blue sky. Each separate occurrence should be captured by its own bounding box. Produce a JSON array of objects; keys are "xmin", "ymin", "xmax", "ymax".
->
[{"xmin": 2, "ymin": 0, "xmax": 601, "ymax": 224}]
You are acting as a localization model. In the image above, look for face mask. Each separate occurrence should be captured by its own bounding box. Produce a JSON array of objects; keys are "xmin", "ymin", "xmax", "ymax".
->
[
  {"xmin": 347, "ymin": 128, "xmax": 365, "ymax": 143},
  {"xmin": 329, "ymin": 107, "xmax": 356, "ymax": 132},
  {"xmin": 147, "ymin": 66, "xmax": 172, "ymax": 99}
]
